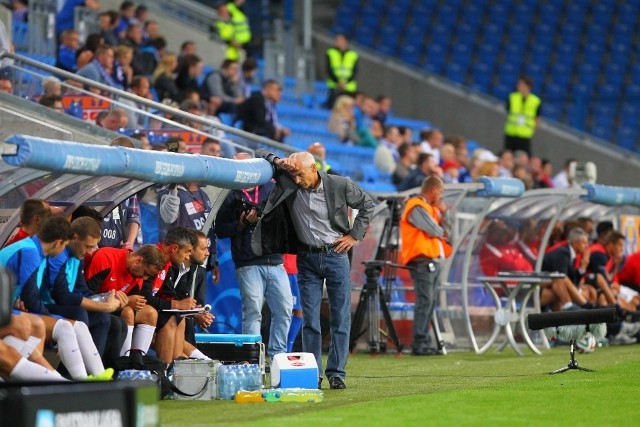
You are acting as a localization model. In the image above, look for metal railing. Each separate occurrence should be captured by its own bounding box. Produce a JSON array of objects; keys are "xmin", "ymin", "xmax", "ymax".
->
[
  {"xmin": 74, "ymin": 6, "xmax": 101, "ymax": 44},
  {"xmin": 143, "ymin": 0, "xmax": 219, "ymax": 36},
  {"xmin": 0, "ymin": 50, "xmax": 297, "ymax": 157},
  {"xmin": 27, "ymin": 0, "xmax": 57, "ymax": 57}
]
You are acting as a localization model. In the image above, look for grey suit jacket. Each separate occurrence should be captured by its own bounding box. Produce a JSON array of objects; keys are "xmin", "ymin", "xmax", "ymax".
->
[{"xmin": 251, "ymin": 150, "xmax": 375, "ymax": 256}]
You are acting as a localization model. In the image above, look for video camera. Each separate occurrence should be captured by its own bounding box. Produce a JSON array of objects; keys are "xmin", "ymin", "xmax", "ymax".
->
[{"xmin": 0, "ymin": 267, "xmax": 14, "ymax": 327}]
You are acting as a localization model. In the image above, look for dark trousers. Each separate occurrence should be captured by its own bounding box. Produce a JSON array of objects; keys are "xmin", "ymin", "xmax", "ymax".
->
[
  {"xmin": 504, "ymin": 135, "xmax": 532, "ymax": 156},
  {"xmin": 104, "ymin": 315, "xmax": 127, "ymax": 368}
]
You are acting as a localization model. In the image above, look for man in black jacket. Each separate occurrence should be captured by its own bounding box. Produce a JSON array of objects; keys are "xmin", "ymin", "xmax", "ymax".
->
[
  {"xmin": 236, "ymin": 80, "xmax": 290, "ymax": 142},
  {"xmin": 216, "ymin": 153, "xmax": 292, "ymax": 359}
]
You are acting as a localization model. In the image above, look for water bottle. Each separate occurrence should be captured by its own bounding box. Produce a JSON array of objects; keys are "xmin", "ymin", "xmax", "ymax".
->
[
  {"xmin": 280, "ymin": 389, "xmax": 324, "ymax": 403},
  {"xmin": 218, "ymin": 365, "xmax": 237, "ymax": 400},
  {"xmin": 90, "ymin": 292, "xmax": 112, "ymax": 302},
  {"xmin": 234, "ymin": 390, "xmax": 265, "ymax": 403},
  {"xmin": 227, "ymin": 366, "xmax": 238, "ymax": 400},
  {"xmin": 217, "ymin": 365, "xmax": 227, "ymax": 399},
  {"xmin": 235, "ymin": 365, "xmax": 246, "ymax": 392},
  {"xmin": 263, "ymin": 389, "xmax": 282, "ymax": 402},
  {"xmin": 249, "ymin": 364, "xmax": 262, "ymax": 390}
]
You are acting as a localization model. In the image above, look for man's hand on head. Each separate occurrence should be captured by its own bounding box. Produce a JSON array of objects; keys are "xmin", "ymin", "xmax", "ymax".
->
[{"xmin": 279, "ymin": 157, "xmax": 299, "ymax": 173}]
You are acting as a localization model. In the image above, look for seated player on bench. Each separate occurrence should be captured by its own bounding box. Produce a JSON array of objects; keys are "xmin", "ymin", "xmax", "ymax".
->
[
  {"xmin": 0, "ymin": 216, "xmax": 114, "ymax": 380},
  {"xmin": 85, "ymin": 244, "xmax": 165, "ymax": 357},
  {"xmin": 541, "ymin": 227, "xmax": 596, "ymax": 311}
]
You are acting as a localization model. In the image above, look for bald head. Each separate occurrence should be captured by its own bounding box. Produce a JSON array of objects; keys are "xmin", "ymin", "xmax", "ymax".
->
[
  {"xmin": 289, "ymin": 152, "xmax": 316, "ymax": 168},
  {"xmin": 287, "ymin": 152, "xmax": 319, "ymax": 189}
]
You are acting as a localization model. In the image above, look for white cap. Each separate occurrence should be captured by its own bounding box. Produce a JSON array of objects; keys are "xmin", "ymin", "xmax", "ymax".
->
[{"xmin": 477, "ymin": 149, "xmax": 499, "ymax": 162}]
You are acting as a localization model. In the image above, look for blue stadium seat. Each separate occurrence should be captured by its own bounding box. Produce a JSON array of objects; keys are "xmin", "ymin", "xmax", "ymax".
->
[
  {"xmin": 446, "ymin": 62, "xmax": 467, "ymax": 84},
  {"xmin": 566, "ymin": 103, "xmax": 588, "ymax": 129},
  {"xmin": 399, "ymin": 45, "xmax": 421, "ymax": 66},
  {"xmin": 599, "ymin": 83, "xmax": 620, "ymax": 101},
  {"xmin": 386, "ymin": 4, "xmax": 408, "ymax": 27},
  {"xmin": 542, "ymin": 103, "xmax": 562, "ymax": 121},
  {"xmin": 423, "ymin": 61, "xmax": 443, "ymax": 75},
  {"xmin": 431, "ymin": 23, "xmax": 452, "ymax": 45},
  {"xmin": 564, "ymin": 2, "xmax": 587, "ymax": 20},
  {"xmin": 590, "ymin": 124, "xmax": 613, "ymax": 141},
  {"xmin": 616, "ymin": 126, "xmax": 638, "ymax": 151},
  {"xmin": 492, "ymin": 82, "xmax": 511, "ymax": 100},
  {"xmin": 543, "ymin": 83, "xmax": 566, "ymax": 103},
  {"xmin": 406, "ymin": 24, "xmax": 426, "ymax": 41},
  {"xmin": 573, "ymin": 83, "xmax": 593, "ymax": 99},
  {"xmin": 437, "ymin": 4, "xmax": 459, "ymax": 27},
  {"xmin": 359, "ymin": 182, "xmax": 397, "ymax": 193},
  {"xmin": 354, "ymin": 26, "xmax": 375, "ymax": 47}
]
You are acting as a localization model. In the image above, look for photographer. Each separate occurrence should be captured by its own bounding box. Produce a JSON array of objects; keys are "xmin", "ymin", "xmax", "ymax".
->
[{"xmin": 215, "ymin": 152, "xmax": 292, "ymax": 359}]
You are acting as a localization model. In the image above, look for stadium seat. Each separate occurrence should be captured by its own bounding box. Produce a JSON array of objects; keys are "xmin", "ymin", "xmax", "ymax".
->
[{"xmin": 542, "ymin": 103, "xmax": 562, "ymax": 121}]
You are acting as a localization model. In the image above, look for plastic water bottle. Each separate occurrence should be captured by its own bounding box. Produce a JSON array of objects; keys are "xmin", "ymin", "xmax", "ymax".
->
[
  {"xmin": 235, "ymin": 365, "xmax": 246, "ymax": 392},
  {"xmin": 217, "ymin": 365, "xmax": 227, "ymax": 399},
  {"xmin": 280, "ymin": 389, "xmax": 324, "ymax": 403},
  {"xmin": 90, "ymin": 292, "xmax": 112, "ymax": 302},
  {"xmin": 234, "ymin": 390, "xmax": 265, "ymax": 403},
  {"xmin": 218, "ymin": 365, "xmax": 237, "ymax": 400},
  {"xmin": 263, "ymin": 389, "xmax": 282, "ymax": 402},
  {"xmin": 249, "ymin": 364, "xmax": 262, "ymax": 390}
]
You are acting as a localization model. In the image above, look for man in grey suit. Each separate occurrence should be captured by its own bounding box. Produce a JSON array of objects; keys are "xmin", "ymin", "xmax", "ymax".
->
[{"xmin": 252, "ymin": 149, "xmax": 374, "ymax": 390}]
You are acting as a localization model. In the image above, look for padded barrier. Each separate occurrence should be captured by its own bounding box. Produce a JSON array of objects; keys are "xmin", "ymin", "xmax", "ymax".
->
[
  {"xmin": 581, "ymin": 183, "xmax": 640, "ymax": 206},
  {"xmin": 2, "ymin": 135, "xmax": 273, "ymax": 189},
  {"xmin": 476, "ymin": 176, "xmax": 525, "ymax": 197}
]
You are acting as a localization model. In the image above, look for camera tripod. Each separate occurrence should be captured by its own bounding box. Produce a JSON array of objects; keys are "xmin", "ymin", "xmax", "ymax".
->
[
  {"xmin": 349, "ymin": 260, "xmax": 406, "ymax": 354},
  {"xmin": 549, "ymin": 340, "xmax": 594, "ymax": 374}
]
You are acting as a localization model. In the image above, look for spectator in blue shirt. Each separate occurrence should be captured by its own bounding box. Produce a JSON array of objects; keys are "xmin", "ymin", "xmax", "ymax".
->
[
  {"xmin": 56, "ymin": 0, "xmax": 101, "ymax": 37},
  {"xmin": 56, "ymin": 30, "xmax": 80, "ymax": 72}
]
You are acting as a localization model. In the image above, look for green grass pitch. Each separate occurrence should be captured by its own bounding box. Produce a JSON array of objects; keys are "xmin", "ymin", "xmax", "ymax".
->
[{"xmin": 158, "ymin": 344, "xmax": 640, "ymax": 426}]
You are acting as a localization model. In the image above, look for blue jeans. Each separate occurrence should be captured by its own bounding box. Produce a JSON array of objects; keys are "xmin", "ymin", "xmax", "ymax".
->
[
  {"xmin": 297, "ymin": 250, "xmax": 351, "ymax": 380},
  {"xmin": 409, "ymin": 259, "xmax": 441, "ymax": 351},
  {"xmin": 236, "ymin": 264, "xmax": 292, "ymax": 357}
]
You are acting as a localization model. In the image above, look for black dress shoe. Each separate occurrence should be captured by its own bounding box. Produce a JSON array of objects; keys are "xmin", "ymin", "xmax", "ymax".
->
[{"xmin": 329, "ymin": 377, "xmax": 346, "ymax": 389}]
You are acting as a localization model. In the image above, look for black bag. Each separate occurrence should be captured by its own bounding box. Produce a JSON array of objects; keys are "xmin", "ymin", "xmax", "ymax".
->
[{"xmin": 113, "ymin": 350, "xmax": 208, "ymax": 399}]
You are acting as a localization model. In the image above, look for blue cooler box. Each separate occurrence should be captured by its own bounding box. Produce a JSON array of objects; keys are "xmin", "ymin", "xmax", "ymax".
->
[
  {"xmin": 195, "ymin": 334, "xmax": 265, "ymax": 373},
  {"xmin": 270, "ymin": 352, "xmax": 319, "ymax": 389}
]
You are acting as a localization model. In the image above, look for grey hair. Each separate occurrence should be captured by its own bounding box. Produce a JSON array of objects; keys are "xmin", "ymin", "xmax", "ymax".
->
[
  {"xmin": 42, "ymin": 76, "xmax": 61, "ymax": 91},
  {"xmin": 289, "ymin": 152, "xmax": 316, "ymax": 168},
  {"xmin": 568, "ymin": 227, "xmax": 589, "ymax": 243}
]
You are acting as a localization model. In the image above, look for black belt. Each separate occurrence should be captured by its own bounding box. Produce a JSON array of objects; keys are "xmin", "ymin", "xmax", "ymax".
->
[{"xmin": 298, "ymin": 243, "xmax": 336, "ymax": 253}]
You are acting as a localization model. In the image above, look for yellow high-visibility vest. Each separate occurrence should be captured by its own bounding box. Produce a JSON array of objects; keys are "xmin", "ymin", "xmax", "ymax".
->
[
  {"xmin": 326, "ymin": 48, "xmax": 358, "ymax": 92},
  {"xmin": 227, "ymin": 2, "xmax": 251, "ymax": 45},
  {"xmin": 504, "ymin": 92, "xmax": 541, "ymax": 138}
]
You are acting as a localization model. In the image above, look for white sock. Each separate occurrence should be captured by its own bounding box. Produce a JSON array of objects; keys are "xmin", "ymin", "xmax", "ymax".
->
[
  {"xmin": 131, "ymin": 324, "xmax": 156, "ymax": 353},
  {"xmin": 73, "ymin": 321, "xmax": 105, "ymax": 375},
  {"xmin": 120, "ymin": 325, "xmax": 135, "ymax": 356},
  {"xmin": 10, "ymin": 358, "xmax": 68, "ymax": 382},
  {"xmin": 51, "ymin": 320, "xmax": 87, "ymax": 380},
  {"xmin": 189, "ymin": 348, "xmax": 211, "ymax": 360},
  {"xmin": 3, "ymin": 335, "xmax": 41, "ymax": 359},
  {"xmin": 561, "ymin": 302, "xmax": 574, "ymax": 310}
]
